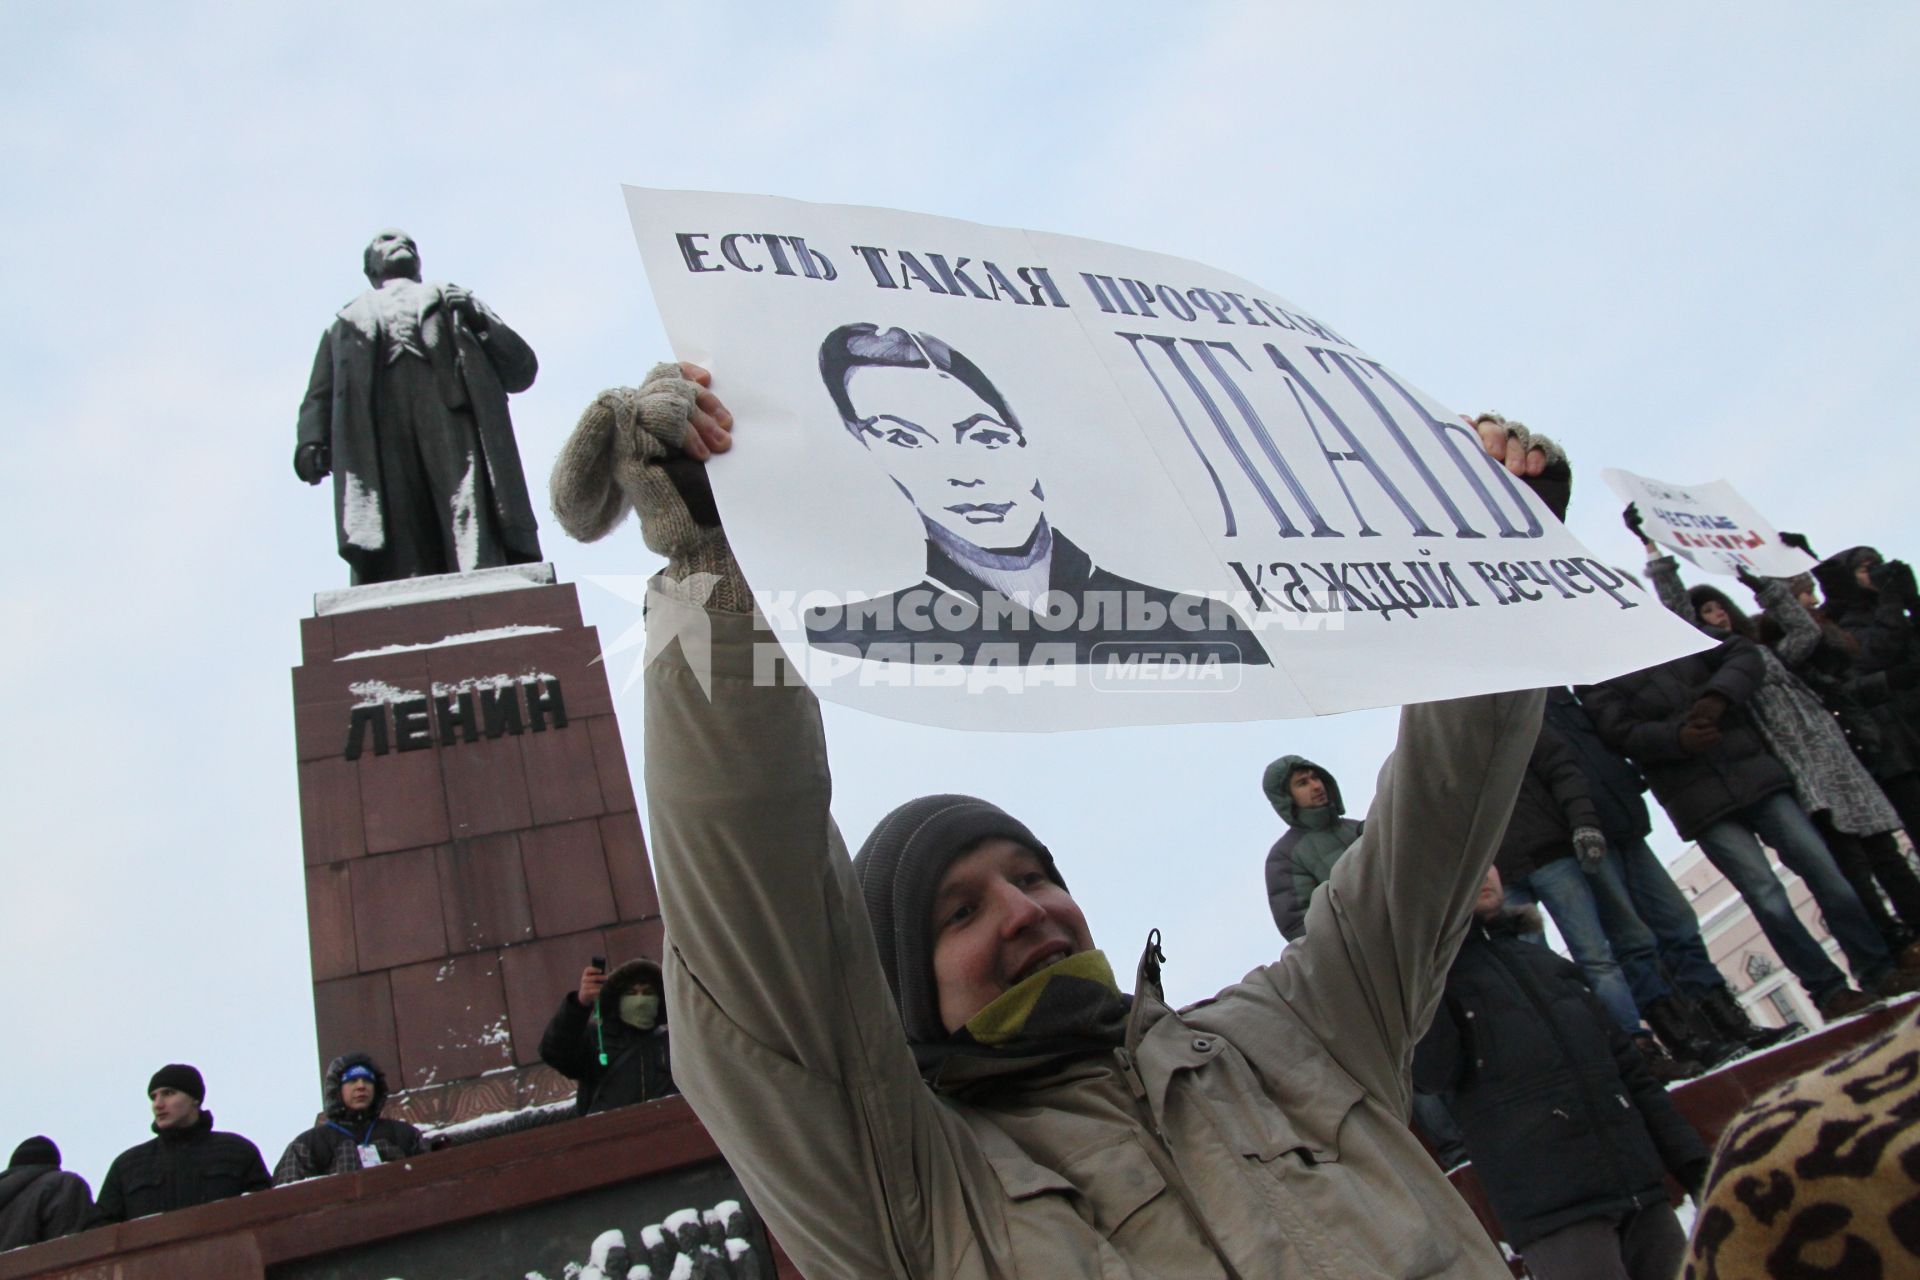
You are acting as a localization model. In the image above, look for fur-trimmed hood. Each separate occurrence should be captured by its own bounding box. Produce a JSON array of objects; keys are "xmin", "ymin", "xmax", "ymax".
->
[
  {"xmin": 1477, "ymin": 904, "xmax": 1544, "ymax": 939},
  {"xmin": 596, "ymin": 957, "xmax": 666, "ymax": 1026},
  {"xmin": 322, "ymin": 1052, "xmax": 391, "ymax": 1126}
]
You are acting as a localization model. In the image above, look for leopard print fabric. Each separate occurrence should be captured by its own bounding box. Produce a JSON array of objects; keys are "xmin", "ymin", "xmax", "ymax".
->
[{"xmin": 1685, "ymin": 1001, "xmax": 1920, "ymax": 1279}]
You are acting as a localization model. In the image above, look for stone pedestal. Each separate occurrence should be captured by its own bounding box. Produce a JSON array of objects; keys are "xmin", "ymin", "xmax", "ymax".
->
[{"xmin": 291, "ymin": 564, "xmax": 660, "ymax": 1127}]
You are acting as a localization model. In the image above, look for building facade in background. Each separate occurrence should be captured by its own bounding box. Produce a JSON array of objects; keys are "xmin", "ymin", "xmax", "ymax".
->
[{"xmin": 1668, "ymin": 838, "xmax": 1918, "ymax": 1029}]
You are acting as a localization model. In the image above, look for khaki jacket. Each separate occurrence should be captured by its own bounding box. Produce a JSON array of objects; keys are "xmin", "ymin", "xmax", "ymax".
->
[{"xmin": 648, "ymin": 594, "xmax": 1539, "ymax": 1279}]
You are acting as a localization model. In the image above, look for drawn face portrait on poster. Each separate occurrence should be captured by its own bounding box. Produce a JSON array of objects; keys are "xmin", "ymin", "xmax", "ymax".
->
[
  {"xmin": 804, "ymin": 322, "xmax": 1269, "ymax": 668},
  {"xmin": 823, "ymin": 324, "xmax": 1044, "ymax": 551}
]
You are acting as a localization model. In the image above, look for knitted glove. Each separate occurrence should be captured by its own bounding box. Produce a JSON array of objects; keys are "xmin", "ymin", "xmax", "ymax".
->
[
  {"xmin": 1571, "ymin": 826, "xmax": 1607, "ymax": 875},
  {"xmin": 549, "ymin": 362, "xmax": 752, "ymax": 612},
  {"xmin": 1475, "ymin": 412, "xmax": 1572, "ymax": 521}
]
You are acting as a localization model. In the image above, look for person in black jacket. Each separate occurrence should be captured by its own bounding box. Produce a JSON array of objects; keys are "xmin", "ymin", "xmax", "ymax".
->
[
  {"xmin": 1497, "ymin": 722, "xmax": 1732, "ymax": 1072},
  {"xmin": 540, "ymin": 957, "xmax": 677, "ymax": 1115},
  {"xmin": 1814, "ymin": 548, "xmax": 1920, "ymax": 834},
  {"xmin": 272, "ymin": 1053, "xmax": 427, "ymax": 1184},
  {"xmin": 1578, "ymin": 637, "xmax": 1914, "ymax": 1020},
  {"xmin": 1415, "ymin": 866, "xmax": 1711, "ymax": 1280},
  {"xmin": 0, "ymin": 1136, "xmax": 92, "ymax": 1251},
  {"xmin": 1544, "ymin": 688, "xmax": 1793, "ymax": 1054},
  {"xmin": 90, "ymin": 1064, "xmax": 270, "ymax": 1225}
]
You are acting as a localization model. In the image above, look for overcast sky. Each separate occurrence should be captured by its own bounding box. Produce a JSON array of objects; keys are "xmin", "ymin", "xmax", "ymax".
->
[{"xmin": 3, "ymin": 2, "xmax": 1915, "ymax": 1191}]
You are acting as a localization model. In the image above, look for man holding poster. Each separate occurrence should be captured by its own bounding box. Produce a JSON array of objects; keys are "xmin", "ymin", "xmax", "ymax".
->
[{"xmin": 553, "ymin": 355, "xmax": 1581, "ymax": 1279}]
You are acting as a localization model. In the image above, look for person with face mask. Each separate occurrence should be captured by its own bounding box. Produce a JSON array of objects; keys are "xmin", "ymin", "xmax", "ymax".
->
[
  {"xmin": 539, "ymin": 957, "xmax": 677, "ymax": 1115},
  {"xmin": 271, "ymin": 1053, "xmax": 427, "ymax": 1184}
]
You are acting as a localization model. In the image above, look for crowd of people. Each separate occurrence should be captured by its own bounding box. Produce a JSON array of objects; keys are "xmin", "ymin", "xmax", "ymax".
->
[
  {"xmin": 1270, "ymin": 524, "xmax": 1920, "ymax": 1033},
  {"xmin": 1260, "ymin": 504, "xmax": 1920, "ymax": 1276},
  {"xmin": 541, "ymin": 360, "xmax": 1920, "ymax": 1280},
  {"xmin": 0, "ymin": 964, "xmax": 680, "ymax": 1253},
  {"xmin": 12, "ymin": 360, "xmax": 1920, "ymax": 1280}
]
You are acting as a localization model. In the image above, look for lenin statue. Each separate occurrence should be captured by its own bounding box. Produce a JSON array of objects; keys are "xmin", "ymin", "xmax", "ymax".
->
[{"xmin": 295, "ymin": 230, "xmax": 543, "ymax": 584}]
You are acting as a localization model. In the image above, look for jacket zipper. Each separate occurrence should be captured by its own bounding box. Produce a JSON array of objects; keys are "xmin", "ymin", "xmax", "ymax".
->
[{"xmin": 1489, "ymin": 937, "xmax": 1635, "ymax": 1198}]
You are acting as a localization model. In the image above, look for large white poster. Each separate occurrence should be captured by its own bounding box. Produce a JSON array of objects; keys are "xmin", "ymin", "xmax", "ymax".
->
[
  {"xmin": 1601, "ymin": 469, "xmax": 1819, "ymax": 579},
  {"xmin": 626, "ymin": 188, "xmax": 1707, "ymax": 730}
]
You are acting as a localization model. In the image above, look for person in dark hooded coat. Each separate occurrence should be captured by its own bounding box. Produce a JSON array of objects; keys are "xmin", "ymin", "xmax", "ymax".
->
[
  {"xmin": 1416, "ymin": 866, "xmax": 1710, "ymax": 1280},
  {"xmin": 1813, "ymin": 547, "xmax": 1920, "ymax": 834},
  {"xmin": 540, "ymin": 957, "xmax": 678, "ymax": 1115},
  {"xmin": 0, "ymin": 1136, "xmax": 91, "ymax": 1251},
  {"xmin": 272, "ymin": 1053, "xmax": 427, "ymax": 1184}
]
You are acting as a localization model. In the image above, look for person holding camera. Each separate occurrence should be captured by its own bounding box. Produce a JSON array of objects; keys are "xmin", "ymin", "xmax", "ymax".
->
[{"xmin": 539, "ymin": 957, "xmax": 677, "ymax": 1115}]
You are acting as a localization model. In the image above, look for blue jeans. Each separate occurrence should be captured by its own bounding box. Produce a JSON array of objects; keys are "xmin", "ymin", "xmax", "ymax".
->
[
  {"xmin": 1606, "ymin": 834, "xmax": 1729, "ymax": 999},
  {"xmin": 1694, "ymin": 791, "xmax": 1892, "ymax": 1000},
  {"xmin": 1518, "ymin": 857, "xmax": 1660, "ymax": 1034}
]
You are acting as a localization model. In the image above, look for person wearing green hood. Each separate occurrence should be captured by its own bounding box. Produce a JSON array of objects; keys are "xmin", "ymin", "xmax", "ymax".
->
[{"xmin": 1262, "ymin": 756, "xmax": 1364, "ymax": 942}]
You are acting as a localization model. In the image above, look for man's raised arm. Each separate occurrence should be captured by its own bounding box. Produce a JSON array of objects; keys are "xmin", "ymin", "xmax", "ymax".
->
[
  {"xmin": 556, "ymin": 365, "xmax": 984, "ymax": 1280},
  {"xmin": 1220, "ymin": 420, "xmax": 1568, "ymax": 1111}
]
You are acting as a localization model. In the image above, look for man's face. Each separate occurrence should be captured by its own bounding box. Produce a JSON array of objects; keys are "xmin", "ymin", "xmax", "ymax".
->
[
  {"xmin": 1473, "ymin": 866, "xmax": 1505, "ymax": 921},
  {"xmin": 929, "ymin": 838, "xmax": 1094, "ymax": 1034},
  {"xmin": 1288, "ymin": 767, "xmax": 1328, "ymax": 810},
  {"xmin": 1856, "ymin": 560, "xmax": 1880, "ymax": 591},
  {"xmin": 365, "ymin": 229, "xmax": 421, "ymax": 285},
  {"xmin": 340, "ymin": 1078, "xmax": 376, "ymax": 1111},
  {"xmin": 150, "ymin": 1087, "xmax": 201, "ymax": 1132},
  {"xmin": 844, "ymin": 366, "xmax": 1043, "ymax": 551}
]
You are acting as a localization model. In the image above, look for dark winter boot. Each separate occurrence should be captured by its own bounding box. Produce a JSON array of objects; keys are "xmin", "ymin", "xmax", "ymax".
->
[
  {"xmin": 1645, "ymin": 995, "xmax": 1739, "ymax": 1070},
  {"xmin": 1631, "ymin": 1032, "xmax": 1703, "ymax": 1083},
  {"xmin": 1697, "ymin": 985, "xmax": 1797, "ymax": 1051}
]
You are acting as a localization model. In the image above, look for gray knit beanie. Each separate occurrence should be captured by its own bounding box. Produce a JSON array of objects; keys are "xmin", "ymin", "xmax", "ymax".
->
[{"xmin": 853, "ymin": 795, "xmax": 1062, "ymax": 1044}]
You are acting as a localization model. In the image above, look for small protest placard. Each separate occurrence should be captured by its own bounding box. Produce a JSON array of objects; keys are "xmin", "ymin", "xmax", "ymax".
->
[
  {"xmin": 626, "ymin": 188, "xmax": 1706, "ymax": 729},
  {"xmin": 1602, "ymin": 469, "xmax": 1817, "ymax": 578}
]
